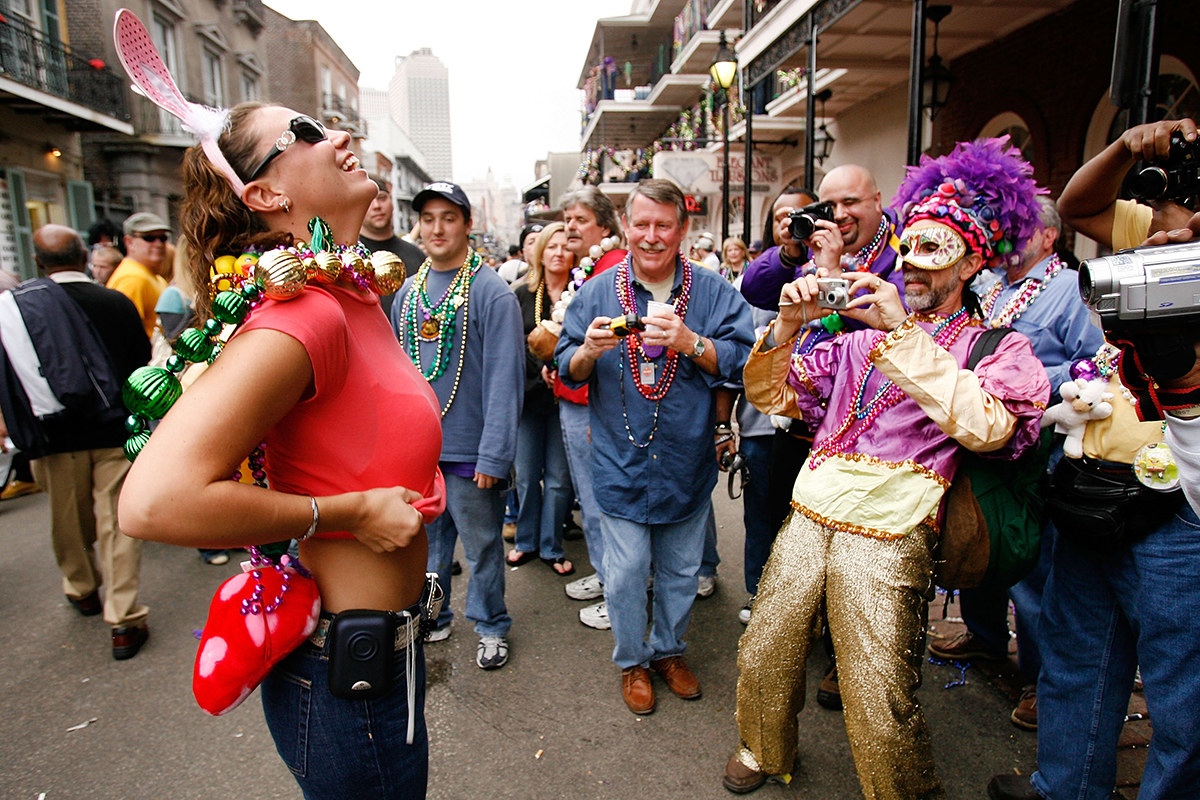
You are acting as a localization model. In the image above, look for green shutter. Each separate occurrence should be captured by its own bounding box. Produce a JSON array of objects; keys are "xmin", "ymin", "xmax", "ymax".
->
[
  {"xmin": 67, "ymin": 180, "xmax": 95, "ymax": 236},
  {"xmin": 2, "ymin": 168, "xmax": 35, "ymax": 280}
]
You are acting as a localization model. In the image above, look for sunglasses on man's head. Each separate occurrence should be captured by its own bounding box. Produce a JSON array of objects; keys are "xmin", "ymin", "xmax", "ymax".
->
[
  {"xmin": 135, "ymin": 233, "xmax": 169, "ymax": 243},
  {"xmin": 246, "ymin": 115, "xmax": 328, "ymax": 181}
]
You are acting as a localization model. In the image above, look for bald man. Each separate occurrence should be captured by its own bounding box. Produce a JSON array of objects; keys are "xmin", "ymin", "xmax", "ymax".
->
[
  {"xmin": 740, "ymin": 165, "xmax": 904, "ymax": 314},
  {"xmin": 0, "ymin": 224, "xmax": 151, "ymax": 659}
]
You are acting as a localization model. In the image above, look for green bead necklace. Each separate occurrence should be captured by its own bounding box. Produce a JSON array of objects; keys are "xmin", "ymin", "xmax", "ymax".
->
[{"xmin": 401, "ymin": 250, "xmax": 482, "ymax": 417}]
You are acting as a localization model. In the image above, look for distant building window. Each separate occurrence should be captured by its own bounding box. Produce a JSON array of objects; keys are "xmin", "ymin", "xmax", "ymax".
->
[
  {"xmin": 978, "ymin": 112, "xmax": 1034, "ymax": 165},
  {"xmin": 202, "ymin": 49, "xmax": 224, "ymax": 108},
  {"xmin": 241, "ymin": 71, "xmax": 258, "ymax": 102}
]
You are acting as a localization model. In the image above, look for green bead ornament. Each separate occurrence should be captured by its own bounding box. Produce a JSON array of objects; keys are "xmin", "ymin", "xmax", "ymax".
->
[
  {"xmin": 308, "ymin": 217, "xmax": 332, "ymax": 253},
  {"xmin": 124, "ymin": 430, "xmax": 151, "ymax": 462},
  {"xmin": 165, "ymin": 354, "xmax": 186, "ymax": 373},
  {"xmin": 123, "ymin": 366, "xmax": 182, "ymax": 420},
  {"xmin": 175, "ymin": 327, "xmax": 214, "ymax": 363},
  {"xmin": 258, "ymin": 540, "xmax": 291, "ymax": 561},
  {"xmin": 124, "ymin": 414, "xmax": 146, "ymax": 434},
  {"xmin": 996, "ymin": 239, "xmax": 1012, "ymax": 255},
  {"xmin": 240, "ymin": 283, "xmax": 261, "ymax": 301},
  {"xmin": 212, "ymin": 291, "xmax": 250, "ymax": 325},
  {"xmin": 203, "ymin": 318, "xmax": 223, "ymax": 337}
]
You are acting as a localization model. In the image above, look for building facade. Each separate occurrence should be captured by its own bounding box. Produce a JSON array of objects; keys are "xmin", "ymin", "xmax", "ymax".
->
[{"xmin": 388, "ymin": 48, "xmax": 453, "ymax": 182}]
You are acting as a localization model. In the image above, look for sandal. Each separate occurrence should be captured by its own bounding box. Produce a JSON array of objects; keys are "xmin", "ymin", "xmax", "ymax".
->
[
  {"xmin": 541, "ymin": 556, "xmax": 575, "ymax": 576},
  {"xmin": 506, "ymin": 550, "xmax": 536, "ymax": 566}
]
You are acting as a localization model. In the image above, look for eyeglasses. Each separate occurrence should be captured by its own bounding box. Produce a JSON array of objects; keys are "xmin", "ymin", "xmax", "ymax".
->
[
  {"xmin": 246, "ymin": 115, "xmax": 328, "ymax": 181},
  {"xmin": 135, "ymin": 233, "xmax": 169, "ymax": 243}
]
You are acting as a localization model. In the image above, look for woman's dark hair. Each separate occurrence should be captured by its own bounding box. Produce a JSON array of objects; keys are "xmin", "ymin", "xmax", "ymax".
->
[
  {"xmin": 87, "ymin": 217, "xmax": 125, "ymax": 254},
  {"xmin": 180, "ymin": 102, "xmax": 292, "ymax": 317},
  {"xmin": 761, "ymin": 185, "xmax": 817, "ymax": 249}
]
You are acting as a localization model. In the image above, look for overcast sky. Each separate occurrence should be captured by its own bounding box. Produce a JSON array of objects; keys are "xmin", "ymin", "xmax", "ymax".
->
[{"xmin": 266, "ymin": 0, "xmax": 632, "ymax": 189}]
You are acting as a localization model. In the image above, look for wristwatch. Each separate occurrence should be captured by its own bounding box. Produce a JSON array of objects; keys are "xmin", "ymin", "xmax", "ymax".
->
[{"xmin": 687, "ymin": 335, "xmax": 706, "ymax": 359}]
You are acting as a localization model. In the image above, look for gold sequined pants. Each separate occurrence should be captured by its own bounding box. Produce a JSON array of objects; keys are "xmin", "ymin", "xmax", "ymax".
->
[{"xmin": 734, "ymin": 510, "xmax": 944, "ymax": 800}]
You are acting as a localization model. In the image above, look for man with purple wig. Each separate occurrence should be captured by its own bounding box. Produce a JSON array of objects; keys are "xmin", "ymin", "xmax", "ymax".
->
[{"xmin": 723, "ymin": 139, "xmax": 1050, "ymax": 798}]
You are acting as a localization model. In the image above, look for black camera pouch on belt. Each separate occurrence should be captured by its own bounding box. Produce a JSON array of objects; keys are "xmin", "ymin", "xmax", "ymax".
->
[
  {"xmin": 1047, "ymin": 456, "xmax": 1183, "ymax": 552},
  {"xmin": 326, "ymin": 610, "xmax": 396, "ymax": 701}
]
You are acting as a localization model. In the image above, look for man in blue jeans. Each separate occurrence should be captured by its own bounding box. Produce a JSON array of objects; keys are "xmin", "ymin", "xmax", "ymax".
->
[
  {"xmin": 392, "ymin": 182, "xmax": 524, "ymax": 671},
  {"xmin": 557, "ymin": 179, "xmax": 754, "ymax": 714}
]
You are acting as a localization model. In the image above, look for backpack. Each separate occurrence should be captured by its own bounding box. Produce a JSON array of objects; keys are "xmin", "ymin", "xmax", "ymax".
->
[{"xmin": 935, "ymin": 328, "xmax": 1051, "ymax": 589}]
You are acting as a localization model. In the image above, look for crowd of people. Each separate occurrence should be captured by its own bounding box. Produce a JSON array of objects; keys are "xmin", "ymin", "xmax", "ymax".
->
[{"xmin": 2, "ymin": 45, "xmax": 1199, "ymax": 797}]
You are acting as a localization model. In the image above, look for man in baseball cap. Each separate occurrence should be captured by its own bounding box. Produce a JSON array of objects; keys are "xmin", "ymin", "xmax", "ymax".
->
[
  {"xmin": 110, "ymin": 211, "xmax": 170, "ymax": 338},
  {"xmin": 412, "ymin": 182, "xmax": 472, "ymax": 217}
]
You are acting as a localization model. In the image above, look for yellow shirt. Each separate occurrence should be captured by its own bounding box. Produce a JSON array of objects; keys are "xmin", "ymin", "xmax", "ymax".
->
[
  {"xmin": 1111, "ymin": 199, "xmax": 1153, "ymax": 251},
  {"xmin": 107, "ymin": 258, "xmax": 167, "ymax": 339}
]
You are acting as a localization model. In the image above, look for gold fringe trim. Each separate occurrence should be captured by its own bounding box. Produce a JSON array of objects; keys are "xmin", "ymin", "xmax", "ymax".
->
[
  {"xmin": 790, "ymin": 500, "xmax": 940, "ymax": 542},
  {"xmin": 833, "ymin": 451, "xmax": 952, "ymax": 490}
]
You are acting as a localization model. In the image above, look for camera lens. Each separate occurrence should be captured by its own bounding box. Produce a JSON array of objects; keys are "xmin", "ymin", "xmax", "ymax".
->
[
  {"xmin": 790, "ymin": 213, "xmax": 815, "ymax": 241},
  {"xmin": 1130, "ymin": 166, "xmax": 1169, "ymax": 201}
]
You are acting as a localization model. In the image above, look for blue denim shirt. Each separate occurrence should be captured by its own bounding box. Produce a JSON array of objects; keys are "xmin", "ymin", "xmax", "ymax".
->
[
  {"xmin": 557, "ymin": 257, "xmax": 755, "ymax": 524},
  {"xmin": 987, "ymin": 256, "xmax": 1105, "ymax": 398}
]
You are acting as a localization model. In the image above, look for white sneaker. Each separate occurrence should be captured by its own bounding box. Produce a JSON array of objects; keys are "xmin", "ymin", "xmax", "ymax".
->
[
  {"xmin": 565, "ymin": 573, "xmax": 603, "ymax": 601},
  {"xmin": 476, "ymin": 636, "xmax": 509, "ymax": 670},
  {"xmin": 738, "ymin": 596, "xmax": 754, "ymax": 625},
  {"xmin": 579, "ymin": 601, "xmax": 610, "ymax": 630},
  {"xmin": 426, "ymin": 624, "xmax": 451, "ymax": 643},
  {"xmin": 697, "ymin": 575, "xmax": 717, "ymax": 598}
]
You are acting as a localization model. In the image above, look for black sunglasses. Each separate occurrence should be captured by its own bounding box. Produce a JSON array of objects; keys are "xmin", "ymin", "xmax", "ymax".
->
[
  {"xmin": 246, "ymin": 115, "xmax": 327, "ymax": 181},
  {"xmin": 135, "ymin": 233, "xmax": 169, "ymax": 243}
]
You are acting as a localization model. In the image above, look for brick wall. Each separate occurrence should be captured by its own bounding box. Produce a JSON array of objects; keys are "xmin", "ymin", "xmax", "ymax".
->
[{"xmin": 932, "ymin": 0, "xmax": 1200, "ymax": 197}]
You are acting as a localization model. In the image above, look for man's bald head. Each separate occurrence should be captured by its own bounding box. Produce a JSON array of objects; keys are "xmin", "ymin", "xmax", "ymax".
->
[
  {"xmin": 33, "ymin": 224, "xmax": 88, "ymax": 274},
  {"xmin": 817, "ymin": 165, "xmax": 884, "ymax": 254}
]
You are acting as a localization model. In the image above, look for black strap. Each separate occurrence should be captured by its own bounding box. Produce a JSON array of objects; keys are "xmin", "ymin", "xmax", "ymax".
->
[{"xmin": 966, "ymin": 326, "xmax": 1013, "ymax": 371}]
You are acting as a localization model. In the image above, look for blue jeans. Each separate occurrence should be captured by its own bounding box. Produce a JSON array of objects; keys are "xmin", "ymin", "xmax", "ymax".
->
[
  {"xmin": 600, "ymin": 500, "xmax": 709, "ymax": 669},
  {"xmin": 559, "ymin": 400, "xmax": 604, "ymax": 583},
  {"xmin": 514, "ymin": 407, "xmax": 572, "ymax": 560},
  {"xmin": 739, "ymin": 435, "xmax": 775, "ymax": 595},
  {"xmin": 261, "ymin": 637, "xmax": 427, "ymax": 799},
  {"xmin": 700, "ymin": 503, "xmax": 720, "ymax": 578},
  {"xmin": 1032, "ymin": 503, "xmax": 1200, "ymax": 800},
  {"xmin": 426, "ymin": 473, "xmax": 511, "ymax": 637}
]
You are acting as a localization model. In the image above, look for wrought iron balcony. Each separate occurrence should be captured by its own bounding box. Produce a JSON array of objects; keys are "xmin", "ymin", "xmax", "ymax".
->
[{"xmin": 0, "ymin": 14, "xmax": 129, "ymax": 123}]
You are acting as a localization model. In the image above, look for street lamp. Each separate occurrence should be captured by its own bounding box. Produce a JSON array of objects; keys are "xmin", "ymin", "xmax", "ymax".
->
[
  {"xmin": 921, "ymin": 5, "xmax": 954, "ymax": 118},
  {"xmin": 813, "ymin": 89, "xmax": 835, "ymax": 165},
  {"xmin": 710, "ymin": 30, "xmax": 737, "ymax": 244}
]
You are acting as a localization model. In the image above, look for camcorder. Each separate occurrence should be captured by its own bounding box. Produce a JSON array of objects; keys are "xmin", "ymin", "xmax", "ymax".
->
[
  {"xmin": 788, "ymin": 200, "xmax": 836, "ymax": 241},
  {"xmin": 1079, "ymin": 241, "xmax": 1200, "ymax": 331},
  {"xmin": 1128, "ymin": 132, "xmax": 1200, "ymax": 203},
  {"xmin": 816, "ymin": 277, "xmax": 851, "ymax": 310},
  {"xmin": 1079, "ymin": 241, "xmax": 1200, "ymax": 418}
]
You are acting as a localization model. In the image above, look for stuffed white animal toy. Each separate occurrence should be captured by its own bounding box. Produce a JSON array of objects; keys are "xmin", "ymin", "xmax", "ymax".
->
[{"xmin": 1041, "ymin": 377, "xmax": 1114, "ymax": 458}]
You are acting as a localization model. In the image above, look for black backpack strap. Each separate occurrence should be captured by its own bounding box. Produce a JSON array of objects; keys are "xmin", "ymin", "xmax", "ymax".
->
[{"xmin": 967, "ymin": 326, "xmax": 1013, "ymax": 371}]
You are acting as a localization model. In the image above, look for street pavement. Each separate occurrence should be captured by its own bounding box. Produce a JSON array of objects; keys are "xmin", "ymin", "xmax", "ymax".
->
[{"xmin": 0, "ymin": 485, "xmax": 1041, "ymax": 800}]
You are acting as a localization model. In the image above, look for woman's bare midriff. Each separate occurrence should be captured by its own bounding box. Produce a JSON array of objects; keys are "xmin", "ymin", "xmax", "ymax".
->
[{"xmin": 300, "ymin": 531, "xmax": 428, "ymax": 613}]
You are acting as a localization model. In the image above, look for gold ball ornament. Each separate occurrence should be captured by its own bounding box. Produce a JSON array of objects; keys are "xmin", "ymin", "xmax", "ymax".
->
[
  {"xmin": 311, "ymin": 251, "xmax": 342, "ymax": 284},
  {"xmin": 341, "ymin": 250, "xmax": 366, "ymax": 280},
  {"xmin": 368, "ymin": 250, "xmax": 406, "ymax": 295},
  {"xmin": 213, "ymin": 255, "xmax": 238, "ymax": 275},
  {"xmin": 254, "ymin": 249, "xmax": 308, "ymax": 301}
]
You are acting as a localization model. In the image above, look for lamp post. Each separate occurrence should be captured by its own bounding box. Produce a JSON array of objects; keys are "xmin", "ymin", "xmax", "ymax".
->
[
  {"xmin": 710, "ymin": 31, "xmax": 737, "ymax": 245},
  {"xmin": 922, "ymin": 6, "xmax": 954, "ymax": 119},
  {"xmin": 813, "ymin": 88, "xmax": 835, "ymax": 166}
]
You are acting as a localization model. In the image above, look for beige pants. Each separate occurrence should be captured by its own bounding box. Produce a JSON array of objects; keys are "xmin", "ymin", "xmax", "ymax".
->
[
  {"xmin": 735, "ymin": 511, "xmax": 944, "ymax": 800},
  {"xmin": 31, "ymin": 448, "xmax": 148, "ymax": 628}
]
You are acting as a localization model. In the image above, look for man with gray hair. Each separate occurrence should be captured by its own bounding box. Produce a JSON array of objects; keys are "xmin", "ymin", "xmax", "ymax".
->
[
  {"xmin": 930, "ymin": 193, "xmax": 1104, "ymax": 731},
  {"xmin": 556, "ymin": 185, "xmax": 626, "ymax": 629},
  {"xmin": 556, "ymin": 179, "xmax": 754, "ymax": 714},
  {"xmin": 0, "ymin": 224, "xmax": 151, "ymax": 659}
]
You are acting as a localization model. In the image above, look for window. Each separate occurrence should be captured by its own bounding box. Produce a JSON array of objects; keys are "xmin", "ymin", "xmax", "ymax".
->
[
  {"xmin": 241, "ymin": 71, "xmax": 259, "ymax": 102},
  {"xmin": 202, "ymin": 49, "xmax": 224, "ymax": 108}
]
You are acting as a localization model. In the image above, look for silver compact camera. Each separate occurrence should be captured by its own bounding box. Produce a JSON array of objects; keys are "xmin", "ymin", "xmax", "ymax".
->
[
  {"xmin": 816, "ymin": 277, "xmax": 851, "ymax": 310},
  {"xmin": 1078, "ymin": 241, "xmax": 1200, "ymax": 329}
]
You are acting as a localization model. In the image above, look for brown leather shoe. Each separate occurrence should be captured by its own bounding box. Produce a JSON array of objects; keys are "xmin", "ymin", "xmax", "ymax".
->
[
  {"xmin": 112, "ymin": 625, "xmax": 149, "ymax": 660},
  {"xmin": 1010, "ymin": 686, "xmax": 1037, "ymax": 730},
  {"xmin": 816, "ymin": 665, "xmax": 842, "ymax": 710},
  {"xmin": 928, "ymin": 631, "xmax": 1005, "ymax": 662},
  {"xmin": 67, "ymin": 591, "xmax": 102, "ymax": 617},
  {"xmin": 723, "ymin": 753, "xmax": 767, "ymax": 794},
  {"xmin": 621, "ymin": 666, "xmax": 655, "ymax": 714},
  {"xmin": 650, "ymin": 655, "xmax": 702, "ymax": 699}
]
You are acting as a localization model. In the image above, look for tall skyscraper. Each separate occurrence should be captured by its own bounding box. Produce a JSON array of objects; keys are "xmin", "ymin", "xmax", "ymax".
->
[{"xmin": 388, "ymin": 48, "xmax": 453, "ymax": 181}]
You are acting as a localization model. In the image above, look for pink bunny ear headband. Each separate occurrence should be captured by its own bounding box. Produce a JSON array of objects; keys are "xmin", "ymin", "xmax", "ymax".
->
[{"xmin": 113, "ymin": 8, "xmax": 246, "ymax": 196}]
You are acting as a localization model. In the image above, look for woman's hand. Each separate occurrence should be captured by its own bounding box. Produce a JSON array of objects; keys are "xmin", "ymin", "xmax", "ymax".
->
[
  {"xmin": 541, "ymin": 364, "xmax": 556, "ymax": 390},
  {"xmin": 351, "ymin": 486, "xmax": 426, "ymax": 553},
  {"xmin": 840, "ymin": 271, "xmax": 907, "ymax": 331}
]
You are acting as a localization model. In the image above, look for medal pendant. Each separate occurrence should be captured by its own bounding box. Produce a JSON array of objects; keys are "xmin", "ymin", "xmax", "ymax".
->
[
  {"xmin": 420, "ymin": 318, "xmax": 441, "ymax": 339},
  {"xmin": 639, "ymin": 362, "xmax": 656, "ymax": 385},
  {"xmin": 1133, "ymin": 441, "xmax": 1180, "ymax": 491}
]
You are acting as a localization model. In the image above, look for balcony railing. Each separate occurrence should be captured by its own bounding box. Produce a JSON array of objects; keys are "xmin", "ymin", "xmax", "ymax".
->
[
  {"xmin": 674, "ymin": 0, "xmax": 715, "ymax": 59},
  {"xmin": 748, "ymin": 0, "xmax": 785, "ymax": 28},
  {"xmin": 0, "ymin": 14, "xmax": 129, "ymax": 121}
]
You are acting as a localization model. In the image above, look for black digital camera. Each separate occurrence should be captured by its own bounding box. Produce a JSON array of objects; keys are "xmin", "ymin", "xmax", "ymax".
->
[
  {"xmin": 788, "ymin": 200, "xmax": 836, "ymax": 241},
  {"xmin": 1129, "ymin": 132, "xmax": 1200, "ymax": 203}
]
